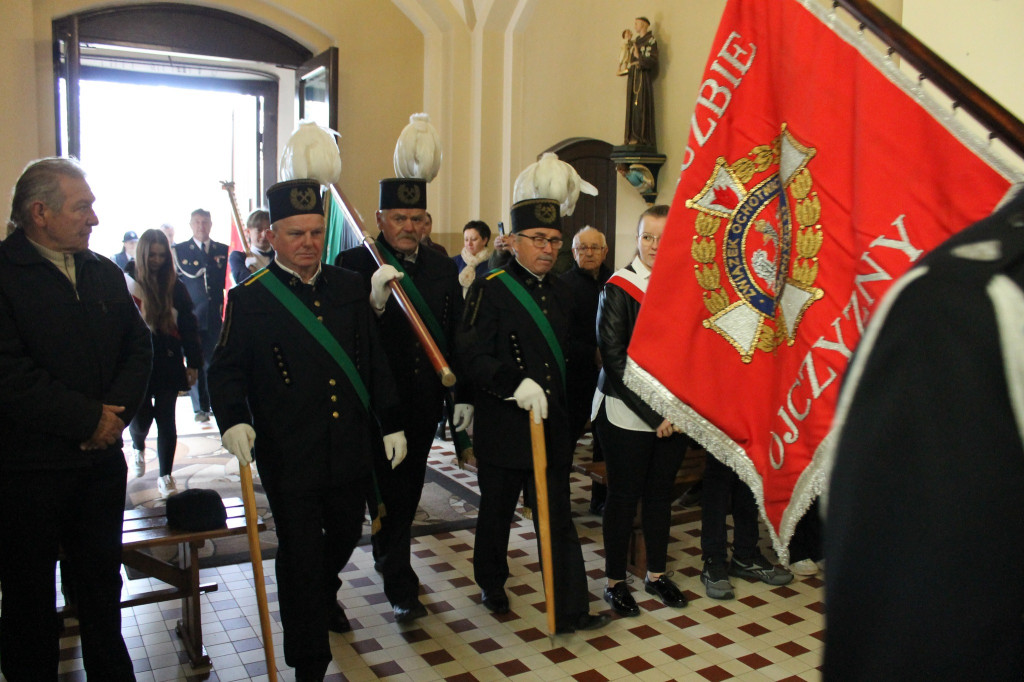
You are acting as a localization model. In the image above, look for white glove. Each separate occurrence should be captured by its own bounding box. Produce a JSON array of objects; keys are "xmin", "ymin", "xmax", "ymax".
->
[
  {"xmin": 244, "ymin": 255, "xmax": 260, "ymax": 269},
  {"xmin": 384, "ymin": 431, "xmax": 407, "ymax": 469},
  {"xmin": 512, "ymin": 378, "xmax": 547, "ymax": 423},
  {"xmin": 222, "ymin": 423, "xmax": 256, "ymax": 465},
  {"xmin": 452, "ymin": 403, "xmax": 474, "ymax": 432},
  {"xmin": 370, "ymin": 265, "xmax": 404, "ymax": 312}
]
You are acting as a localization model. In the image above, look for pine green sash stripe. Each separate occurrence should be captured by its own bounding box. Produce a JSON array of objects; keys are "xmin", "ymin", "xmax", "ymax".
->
[
  {"xmin": 377, "ymin": 247, "xmax": 448, "ymax": 351},
  {"xmin": 488, "ymin": 269, "xmax": 566, "ymax": 389},
  {"xmin": 249, "ymin": 268, "xmax": 371, "ymax": 411}
]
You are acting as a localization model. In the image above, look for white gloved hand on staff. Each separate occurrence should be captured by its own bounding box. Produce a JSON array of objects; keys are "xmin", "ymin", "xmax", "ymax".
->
[
  {"xmin": 511, "ymin": 378, "xmax": 547, "ymax": 423},
  {"xmin": 384, "ymin": 431, "xmax": 407, "ymax": 468},
  {"xmin": 452, "ymin": 404, "xmax": 474, "ymax": 432},
  {"xmin": 222, "ymin": 423, "xmax": 256, "ymax": 465},
  {"xmin": 370, "ymin": 265, "xmax": 404, "ymax": 313}
]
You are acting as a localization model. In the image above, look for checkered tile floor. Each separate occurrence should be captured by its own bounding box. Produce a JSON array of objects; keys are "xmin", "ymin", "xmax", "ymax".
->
[{"xmin": 46, "ymin": 411, "xmax": 823, "ymax": 682}]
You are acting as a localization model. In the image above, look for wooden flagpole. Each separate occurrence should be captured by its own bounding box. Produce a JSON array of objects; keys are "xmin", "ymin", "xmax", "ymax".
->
[
  {"xmin": 529, "ymin": 412, "xmax": 557, "ymax": 635},
  {"xmin": 240, "ymin": 462, "xmax": 277, "ymax": 681}
]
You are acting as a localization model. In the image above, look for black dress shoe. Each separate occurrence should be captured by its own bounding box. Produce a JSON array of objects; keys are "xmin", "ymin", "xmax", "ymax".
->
[
  {"xmin": 556, "ymin": 612, "xmax": 611, "ymax": 634},
  {"xmin": 295, "ymin": 663, "xmax": 327, "ymax": 682},
  {"xmin": 393, "ymin": 599, "xmax": 428, "ymax": 624},
  {"xmin": 644, "ymin": 575, "xmax": 687, "ymax": 607},
  {"xmin": 481, "ymin": 588, "xmax": 510, "ymax": 614},
  {"xmin": 603, "ymin": 582, "xmax": 640, "ymax": 617},
  {"xmin": 328, "ymin": 601, "xmax": 351, "ymax": 633}
]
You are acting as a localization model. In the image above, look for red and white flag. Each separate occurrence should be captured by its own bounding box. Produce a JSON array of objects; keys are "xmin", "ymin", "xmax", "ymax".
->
[{"xmin": 625, "ymin": 0, "xmax": 1020, "ymax": 559}]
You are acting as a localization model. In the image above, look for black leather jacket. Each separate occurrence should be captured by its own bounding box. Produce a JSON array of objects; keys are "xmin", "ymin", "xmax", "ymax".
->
[{"xmin": 595, "ymin": 260, "xmax": 663, "ymax": 429}]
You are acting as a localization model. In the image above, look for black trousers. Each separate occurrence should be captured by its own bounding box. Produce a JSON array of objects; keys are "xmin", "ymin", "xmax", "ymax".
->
[
  {"xmin": 595, "ymin": 408, "xmax": 687, "ymax": 580},
  {"xmin": 370, "ymin": 415, "xmax": 435, "ymax": 606},
  {"xmin": 700, "ymin": 451, "xmax": 761, "ymax": 561},
  {"xmin": 129, "ymin": 388, "xmax": 179, "ymax": 476},
  {"xmin": 0, "ymin": 454, "xmax": 135, "ymax": 682},
  {"xmin": 263, "ymin": 476, "xmax": 367, "ymax": 673},
  {"xmin": 473, "ymin": 459, "xmax": 589, "ymax": 629}
]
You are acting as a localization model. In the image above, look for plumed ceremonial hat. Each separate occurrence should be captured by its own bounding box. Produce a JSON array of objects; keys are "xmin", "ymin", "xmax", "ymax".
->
[
  {"xmin": 509, "ymin": 198, "xmax": 562, "ymax": 234},
  {"xmin": 379, "ymin": 178, "xmax": 427, "ymax": 210},
  {"xmin": 266, "ymin": 179, "xmax": 324, "ymax": 224}
]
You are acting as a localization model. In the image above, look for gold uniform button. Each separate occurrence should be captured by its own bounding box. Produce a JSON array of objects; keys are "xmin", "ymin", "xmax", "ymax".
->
[
  {"xmin": 193, "ymin": 260, "xmax": 200, "ymax": 266},
  {"xmin": 314, "ymin": 300, "xmax": 321, "ymax": 307},
  {"xmin": 332, "ymin": 411, "xmax": 340, "ymax": 418},
  {"xmin": 316, "ymin": 315, "xmax": 323, "ymax": 322},
  {"xmin": 329, "ymin": 379, "xmax": 337, "ymax": 386},
  {"xmin": 331, "ymin": 395, "xmax": 338, "ymax": 402},
  {"xmin": 284, "ymin": 378, "xmax": 292, "ymax": 385}
]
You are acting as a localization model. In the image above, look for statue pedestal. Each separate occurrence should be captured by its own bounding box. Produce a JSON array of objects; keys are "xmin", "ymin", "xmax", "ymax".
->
[{"xmin": 610, "ymin": 145, "xmax": 667, "ymax": 205}]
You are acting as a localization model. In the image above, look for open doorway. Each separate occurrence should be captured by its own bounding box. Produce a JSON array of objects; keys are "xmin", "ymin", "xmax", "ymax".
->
[
  {"xmin": 79, "ymin": 77, "xmax": 264, "ymax": 257},
  {"xmin": 53, "ymin": 3, "xmax": 337, "ymax": 256}
]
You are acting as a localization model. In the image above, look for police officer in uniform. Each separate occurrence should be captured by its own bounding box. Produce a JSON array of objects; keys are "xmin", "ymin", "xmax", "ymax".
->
[
  {"xmin": 458, "ymin": 198, "xmax": 609, "ymax": 633},
  {"xmin": 209, "ymin": 179, "xmax": 407, "ymax": 682},
  {"xmin": 335, "ymin": 178, "xmax": 470, "ymax": 623},
  {"xmin": 174, "ymin": 208, "xmax": 228, "ymax": 422}
]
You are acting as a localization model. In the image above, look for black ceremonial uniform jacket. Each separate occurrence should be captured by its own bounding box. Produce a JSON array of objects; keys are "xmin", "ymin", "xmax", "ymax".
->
[
  {"xmin": 458, "ymin": 258, "xmax": 574, "ymax": 470},
  {"xmin": 824, "ymin": 190, "xmax": 1024, "ymax": 681},
  {"xmin": 173, "ymin": 239, "xmax": 229, "ymax": 332},
  {"xmin": 208, "ymin": 262, "xmax": 402, "ymax": 494},
  {"xmin": 0, "ymin": 228, "xmax": 152, "ymax": 471},
  {"xmin": 336, "ymin": 237, "xmax": 466, "ymax": 425}
]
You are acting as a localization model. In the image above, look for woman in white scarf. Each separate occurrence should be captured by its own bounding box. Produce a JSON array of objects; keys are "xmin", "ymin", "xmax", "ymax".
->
[{"xmin": 454, "ymin": 220, "xmax": 493, "ymax": 295}]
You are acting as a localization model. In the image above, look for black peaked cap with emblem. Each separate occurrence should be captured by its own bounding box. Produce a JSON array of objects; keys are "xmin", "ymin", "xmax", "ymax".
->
[
  {"xmin": 266, "ymin": 179, "xmax": 324, "ymax": 224},
  {"xmin": 509, "ymin": 198, "xmax": 561, "ymax": 234},
  {"xmin": 379, "ymin": 178, "xmax": 427, "ymax": 210}
]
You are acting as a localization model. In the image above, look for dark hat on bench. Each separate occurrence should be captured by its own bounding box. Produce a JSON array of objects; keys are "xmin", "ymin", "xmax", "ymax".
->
[{"xmin": 166, "ymin": 489, "xmax": 227, "ymax": 532}]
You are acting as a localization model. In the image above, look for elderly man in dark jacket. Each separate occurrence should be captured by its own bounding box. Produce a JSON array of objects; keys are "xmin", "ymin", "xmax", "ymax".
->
[
  {"xmin": 458, "ymin": 198, "xmax": 608, "ymax": 633},
  {"xmin": 210, "ymin": 178, "xmax": 406, "ymax": 682},
  {"xmin": 335, "ymin": 178, "xmax": 469, "ymax": 624},
  {"xmin": 559, "ymin": 226, "xmax": 612, "ymax": 513},
  {"xmin": 0, "ymin": 157, "xmax": 152, "ymax": 682}
]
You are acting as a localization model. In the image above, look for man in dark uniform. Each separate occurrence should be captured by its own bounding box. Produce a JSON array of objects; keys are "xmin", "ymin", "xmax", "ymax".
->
[
  {"xmin": 209, "ymin": 178, "xmax": 407, "ymax": 682},
  {"xmin": 0, "ymin": 157, "xmax": 152, "ymax": 681},
  {"xmin": 111, "ymin": 229, "xmax": 137, "ymax": 270},
  {"xmin": 458, "ymin": 198, "xmax": 609, "ymax": 633},
  {"xmin": 560, "ymin": 226, "xmax": 612, "ymax": 514},
  {"xmin": 824, "ymin": 189, "xmax": 1024, "ymax": 681},
  {"xmin": 174, "ymin": 208, "xmax": 228, "ymax": 422},
  {"xmin": 228, "ymin": 208, "xmax": 275, "ymax": 285},
  {"xmin": 335, "ymin": 178, "xmax": 470, "ymax": 623}
]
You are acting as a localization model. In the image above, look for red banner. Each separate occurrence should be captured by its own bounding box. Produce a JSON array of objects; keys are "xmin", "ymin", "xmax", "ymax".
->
[{"xmin": 625, "ymin": 0, "xmax": 1017, "ymax": 558}]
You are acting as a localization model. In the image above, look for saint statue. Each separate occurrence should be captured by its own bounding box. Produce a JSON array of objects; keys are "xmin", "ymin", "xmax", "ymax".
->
[{"xmin": 623, "ymin": 16, "xmax": 659, "ymax": 148}]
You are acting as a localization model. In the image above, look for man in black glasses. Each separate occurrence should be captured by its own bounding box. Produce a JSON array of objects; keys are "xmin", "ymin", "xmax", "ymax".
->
[{"xmin": 458, "ymin": 198, "xmax": 609, "ymax": 633}]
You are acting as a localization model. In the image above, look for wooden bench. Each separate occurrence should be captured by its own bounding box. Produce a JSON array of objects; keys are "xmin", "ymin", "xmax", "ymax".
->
[
  {"xmin": 60, "ymin": 496, "xmax": 265, "ymax": 669},
  {"xmin": 574, "ymin": 446, "xmax": 706, "ymax": 578}
]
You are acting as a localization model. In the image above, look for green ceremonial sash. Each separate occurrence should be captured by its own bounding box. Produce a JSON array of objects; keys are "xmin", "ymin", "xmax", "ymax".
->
[
  {"xmin": 247, "ymin": 268, "xmax": 370, "ymax": 411},
  {"xmin": 377, "ymin": 247, "xmax": 448, "ymax": 351},
  {"xmin": 247, "ymin": 268, "xmax": 388, "ymax": 531},
  {"xmin": 487, "ymin": 269, "xmax": 566, "ymax": 389}
]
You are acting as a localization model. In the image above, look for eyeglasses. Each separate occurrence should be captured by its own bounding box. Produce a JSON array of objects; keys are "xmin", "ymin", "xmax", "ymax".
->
[
  {"xmin": 640, "ymin": 233, "xmax": 662, "ymax": 244},
  {"xmin": 517, "ymin": 234, "xmax": 564, "ymax": 249},
  {"xmin": 573, "ymin": 245, "xmax": 606, "ymax": 253}
]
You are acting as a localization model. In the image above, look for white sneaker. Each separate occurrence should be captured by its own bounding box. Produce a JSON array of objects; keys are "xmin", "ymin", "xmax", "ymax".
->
[
  {"xmin": 132, "ymin": 449, "xmax": 146, "ymax": 478},
  {"xmin": 788, "ymin": 558, "xmax": 820, "ymax": 576},
  {"xmin": 157, "ymin": 474, "xmax": 177, "ymax": 497}
]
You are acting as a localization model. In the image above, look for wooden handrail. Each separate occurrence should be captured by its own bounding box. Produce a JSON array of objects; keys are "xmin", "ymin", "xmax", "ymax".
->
[{"xmin": 834, "ymin": 0, "xmax": 1024, "ymax": 161}]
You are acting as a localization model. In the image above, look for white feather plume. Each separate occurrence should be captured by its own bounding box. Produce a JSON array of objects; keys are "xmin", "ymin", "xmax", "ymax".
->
[
  {"xmin": 512, "ymin": 152, "xmax": 598, "ymax": 216},
  {"xmin": 279, "ymin": 120, "xmax": 342, "ymax": 185},
  {"xmin": 393, "ymin": 113, "xmax": 442, "ymax": 181}
]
